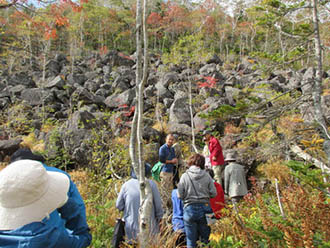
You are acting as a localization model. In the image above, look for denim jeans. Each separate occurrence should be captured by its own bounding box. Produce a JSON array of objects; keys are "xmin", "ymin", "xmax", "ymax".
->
[{"xmin": 183, "ymin": 204, "xmax": 211, "ymax": 248}]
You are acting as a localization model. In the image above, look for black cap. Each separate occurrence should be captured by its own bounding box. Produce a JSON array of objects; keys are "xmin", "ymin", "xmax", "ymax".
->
[{"xmin": 10, "ymin": 148, "xmax": 45, "ymax": 163}]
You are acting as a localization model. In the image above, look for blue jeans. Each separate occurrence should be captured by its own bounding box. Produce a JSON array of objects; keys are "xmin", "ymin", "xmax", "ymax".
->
[{"xmin": 183, "ymin": 204, "xmax": 211, "ymax": 248}]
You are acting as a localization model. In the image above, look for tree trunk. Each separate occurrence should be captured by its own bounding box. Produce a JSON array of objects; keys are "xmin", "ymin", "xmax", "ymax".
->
[
  {"xmin": 311, "ymin": 0, "xmax": 330, "ymax": 140},
  {"xmin": 188, "ymin": 75, "xmax": 198, "ymax": 153},
  {"xmin": 131, "ymin": 0, "xmax": 153, "ymax": 246}
]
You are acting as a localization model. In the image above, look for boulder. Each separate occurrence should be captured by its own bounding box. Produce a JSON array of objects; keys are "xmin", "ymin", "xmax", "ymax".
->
[
  {"xmin": 104, "ymin": 88, "xmax": 136, "ymax": 109},
  {"xmin": 0, "ymin": 138, "xmax": 22, "ymax": 158},
  {"xmin": 45, "ymin": 75, "xmax": 65, "ymax": 89},
  {"xmin": 21, "ymin": 88, "xmax": 55, "ymax": 106},
  {"xmin": 169, "ymin": 97, "xmax": 192, "ymax": 125}
]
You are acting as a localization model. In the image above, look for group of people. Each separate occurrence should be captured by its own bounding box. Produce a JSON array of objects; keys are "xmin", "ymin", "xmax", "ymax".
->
[
  {"xmin": 0, "ymin": 131, "xmax": 248, "ymax": 248},
  {"xmin": 116, "ymin": 132, "xmax": 248, "ymax": 248}
]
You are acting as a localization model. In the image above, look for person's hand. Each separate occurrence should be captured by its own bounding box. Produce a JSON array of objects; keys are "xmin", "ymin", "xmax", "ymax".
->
[
  {"xmin": 172, "ymin": 158, "xmax": 178, "ymax": 164},
  {"xmin": 212, "ymin": 156, "xmax": 216, "ymax": 161}
]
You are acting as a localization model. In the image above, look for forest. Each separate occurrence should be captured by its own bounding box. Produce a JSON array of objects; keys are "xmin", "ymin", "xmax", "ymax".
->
[{"xmin": 0, "ymin": 0, "xmax": 330, "ymax": 247}]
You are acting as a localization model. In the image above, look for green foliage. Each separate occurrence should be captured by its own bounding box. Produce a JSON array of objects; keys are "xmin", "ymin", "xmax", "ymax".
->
[
  {"xmin": 162, "ymin": 33, "xmax": 211, "ymax": 68},
  {"xmin": 201, "ymin": 100, "xmax": 249, "ymax": 121},
  {"xmin": 45, "ymin": 126, "xmax": 73, "ymax": 170},
  {"xmin": 286, "ymin": 160, "xmax": 330, "ymax": 192}
]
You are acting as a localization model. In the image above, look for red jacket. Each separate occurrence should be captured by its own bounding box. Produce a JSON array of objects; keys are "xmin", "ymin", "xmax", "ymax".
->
[
  {"xmin": 210, "ymin": 182, "xmax": 225, "ymax": 219},
  {"xmin": 208, "ymin": 136, "xmax": 224, "ymax": 166}
]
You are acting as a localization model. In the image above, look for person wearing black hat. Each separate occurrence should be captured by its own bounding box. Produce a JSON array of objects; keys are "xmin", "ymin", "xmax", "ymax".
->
[{"xmin": 202, "ymin": 130, "xmax": 225, "ymax": 186}]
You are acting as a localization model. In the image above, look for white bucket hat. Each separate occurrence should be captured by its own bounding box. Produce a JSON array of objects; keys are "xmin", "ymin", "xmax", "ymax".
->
[{"xmin": 0, "ymin": 159, "xmax": 70, "ymax": 230}]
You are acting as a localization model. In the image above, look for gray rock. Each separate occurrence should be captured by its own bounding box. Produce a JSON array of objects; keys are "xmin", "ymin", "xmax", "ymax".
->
[
  {"xmin": 144, "ymin": 85, "xmax": 156, "ymax": 98},
  {"xmin": 104, "ymin": 88, "xmax": 136, "ymax": 109},
  {"xmin": 0, "ymin": 97, "xmax": 10, "ymax": 109},
  {"xmin": 67, "ymin": 73, "xmax": 87, "ymax": 86},
  {"xmin": 206, "ymin": 54, "xmax": 223, "ymax": 65},
  {"xmin": 224, "ymin": 86, "xmax": 240, "ymax": 105},
  {"xmin": 72, "ymin": 87, "xmax": 105, "ymax": 106},
  {"xmin": 155, "ymin": 84, "xmax": 173, "ymax": 101},
  {"xmin": 46, "ymin": 60, "xmax": 61, "ymax": 77},
  {"xmin": 193, "ymin": 111, "xmax": 208, "ymax": 133},
  {"xmin": 112, "ymin": 75, "xmax": 131, "ymax": 92},
  {"xmin": 45, "ymin": 75, "xmax": 65, "ymax": 89},
  {"xmin": 169, "ymin": 97, "xmax": 192, "ymax": 125},
  {"xmin": 21, "ymin": 88, "xmax": 55, "ymax": 106},
  {"xmin": 161, "ymin": 72, "xmax": 179, "ymax": 88},
  {"xmin": 9, "ymin": 85, "xmax": 27, "ymax": 97},
  {"xmin": 84, "ymin": 79, "xmax": 102, "ymax": 93},
  {"xmin": 66, "ymin": 110, "xmax": 98, "ymax": 130},
  {"xmin": 199, "ymin": 64, "xmax": 217, "ymax": 76},
  {"xmin": 0, "ymin": 138, "xmax": 22, "ymax": 157},
  {"xmin": 163, "ymin": 98, "xmax": 174, "ymax": 108},
  {"xmin": 168, "ymin": 123, "xmax": 192, "ymax": 136},
  {"xmin": 7, "ymin": 72, "xmax": 36, "ymax": 87}
]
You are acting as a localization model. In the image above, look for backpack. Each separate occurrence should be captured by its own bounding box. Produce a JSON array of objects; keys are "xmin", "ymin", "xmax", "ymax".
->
[{"xmin": 151, "ymin": 161, "xmax": 163, "ymax": 182}]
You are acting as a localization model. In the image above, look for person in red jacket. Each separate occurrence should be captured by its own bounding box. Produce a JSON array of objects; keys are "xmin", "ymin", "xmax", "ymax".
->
[
  {"xmin": 203, "ymin": 130, "xmax": 225, "ymax": 186},
  {"xmin": 206, "ymin": 169, "xmax": 225, "ymax": 219}
]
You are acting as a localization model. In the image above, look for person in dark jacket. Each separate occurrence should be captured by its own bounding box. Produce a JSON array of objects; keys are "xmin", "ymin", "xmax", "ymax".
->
[
  {"xmin": 0, "ymin": 153, "xmax": 91, "ymax": 248},
  {"xmin": 177, "ymin": 153, "xmax": 217, "ymax": 248},
  {"xmin": 159, "ymin": 134, "xmax": 178, "ymax": 216}
]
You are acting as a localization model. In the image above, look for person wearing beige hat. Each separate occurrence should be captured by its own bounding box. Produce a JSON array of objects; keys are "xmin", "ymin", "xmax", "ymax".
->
[
  {"xmin": 0, "ymin": 158, "xmax": 91, "ymax": 247},
  {"xmin": 224, "ymin": 151, "xmax": 248, "ymax": 204}
]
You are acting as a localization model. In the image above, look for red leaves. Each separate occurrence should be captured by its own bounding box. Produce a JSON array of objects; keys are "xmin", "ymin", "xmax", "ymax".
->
[
  {"xmin": 99, "ymin": 46, "xmax": 108, "ymax": 55},
  {"xmin": 147, "ymin": 12, "xmax": 162, "ymax": 27},
  {"xmin": 118, "ymin": 52, "xmax": 133, "ymax": 60},
  {"xmin": 197, "ymin": 76, "xmax": 218, "ymax": 88}
]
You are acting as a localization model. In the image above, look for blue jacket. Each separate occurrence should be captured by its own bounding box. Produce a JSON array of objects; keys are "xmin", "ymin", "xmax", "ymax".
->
[
  {"xmin": 171, "ymin": 189, "xmax": 184, "ymax": 232},
  {"xmin": 0, "ymin": 165, "xmax": 92, "ymax": 248},
  {"xmin": 159, "ymin": 144, "xmax": 176, "ymax": 173}
]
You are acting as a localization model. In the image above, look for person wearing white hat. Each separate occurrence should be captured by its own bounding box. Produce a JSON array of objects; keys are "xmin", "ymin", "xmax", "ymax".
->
[
  {"xmin": 0, "ymin": 151, "xmax": 92, "ymax": 247},
  {"xmin": 224, "ymin": 150, "xmax": 248, "ymax": 204}
]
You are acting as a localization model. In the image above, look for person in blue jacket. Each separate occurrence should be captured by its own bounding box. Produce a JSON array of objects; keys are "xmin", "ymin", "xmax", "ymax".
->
[
  {"xmin": 171, "ymin": 189, "xmax": 186, "ymax": 247},
  {"xmin": 159, "ymin": 134, "xmax": 178, "ymax": 216},
  {"xmin": 0, "ymin": 148, "xmax": 92, "ymax": 248}
]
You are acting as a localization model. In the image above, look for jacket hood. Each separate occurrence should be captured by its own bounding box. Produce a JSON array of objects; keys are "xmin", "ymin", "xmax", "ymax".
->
[{"xmin": 186, "ymin": 166, "xmax": 207, "ymax": 180}]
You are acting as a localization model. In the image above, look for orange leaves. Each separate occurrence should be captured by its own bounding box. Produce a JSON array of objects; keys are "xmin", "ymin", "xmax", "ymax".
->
[{"xmin": 44, "ymin": 27, "xmax": 57, "ymax": 40}]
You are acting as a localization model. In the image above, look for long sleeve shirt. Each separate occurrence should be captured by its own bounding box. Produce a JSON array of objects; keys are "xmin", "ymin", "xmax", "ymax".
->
[
  {"xmin": 177, "ymin": 166, "xmax": 217, "ymax": 208},
  {"xmin": 224, "ymin": 162, "xmax": 248, "ymax": 198},
  {"xmin": 171, "ymin": 189, "xmax": 184, "ymax": 232},
  {"xmin": 0, "ymin": 166, "xmax": 91, "ymax": 248},
  {"xmin": 159, "ymin": 144, "xmax": 176, "ymax": 173},
  {"xmin": 208, "ymin": 136, "xmax": 225, "ymax": 166},
  {"xmin": 116, "ymin": 178, "xmax": 163, "ymax": 242}
]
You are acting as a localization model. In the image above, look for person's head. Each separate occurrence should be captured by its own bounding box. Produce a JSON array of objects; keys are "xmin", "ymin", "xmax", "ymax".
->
[
  {"xmin": 130, "ymin": 163, "xmax": 152, "ymax": 179},
  {"xmin": 173, "ymin": 134, "xmax": 179, "ymax": 143},
  {"xmin": 187, "ymin": 153, "xmax": 205, "ymax": 170},
  {"xmin": 0, "ymin": 159, "xmax": 69, "ymax": 230},
  {"xmin": 166, "ymin": 134, "xmax": 175, "ymax": 147},
  {"xmin": 10, "ymin": 148, "xmax": 45, "ymax": 163},
  {"xmin": 206, "ymin": 168, "xmax": 214, "ymax": 179},
  {"xmin": 224, "ymin": 150, "xmax": 237, "ymax": 163},
  {"xmin": 202, "ymin": 130, "xmax": 212, "ymax": 142}
]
